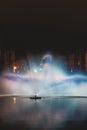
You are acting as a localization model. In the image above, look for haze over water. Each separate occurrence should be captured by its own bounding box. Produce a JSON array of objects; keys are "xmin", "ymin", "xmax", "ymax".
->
[
  {"xmin": 0, "ymin": 54, "xmax": 87, "ymax": 130},
  {"xmin": 0, "ymin": 53, "xmax": 87, "ymax": 97}
]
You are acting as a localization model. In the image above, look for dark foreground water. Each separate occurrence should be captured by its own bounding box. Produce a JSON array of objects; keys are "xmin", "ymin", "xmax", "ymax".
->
[{"xmin": 0, "ymin": 97, "xmax": 87, "ymax": 130}]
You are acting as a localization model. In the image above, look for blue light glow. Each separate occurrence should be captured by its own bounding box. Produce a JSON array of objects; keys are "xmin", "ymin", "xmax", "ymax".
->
[{"xmin": 0, "ymin": 53, "xmax": 87, "ymax": 97}]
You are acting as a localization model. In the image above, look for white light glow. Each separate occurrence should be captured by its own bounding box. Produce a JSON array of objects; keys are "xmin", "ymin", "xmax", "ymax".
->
[{"xmin": 0, "ymin": 53, "xmax": 87, "ymax": 97}]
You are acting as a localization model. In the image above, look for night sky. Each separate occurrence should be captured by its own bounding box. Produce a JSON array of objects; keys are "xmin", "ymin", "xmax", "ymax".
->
[{"xmin": 0, "ymin": 0, "xmax": 87, "ymax": 56}]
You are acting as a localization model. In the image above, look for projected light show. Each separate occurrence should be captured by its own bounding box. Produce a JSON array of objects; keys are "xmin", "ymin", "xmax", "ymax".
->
[
  {"xmin": 1, "ymin": 53, "xmax": 87, "ymax": 130},
  {"xmin": 0, "ymin": 53, "xmax": 87, "ymax": 98}
]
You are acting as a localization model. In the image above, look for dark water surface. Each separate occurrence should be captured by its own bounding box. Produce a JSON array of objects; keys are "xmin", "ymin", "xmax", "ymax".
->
[{"xmin": 0, "ymin": 97, "xmax": 87, "ymax": 130}]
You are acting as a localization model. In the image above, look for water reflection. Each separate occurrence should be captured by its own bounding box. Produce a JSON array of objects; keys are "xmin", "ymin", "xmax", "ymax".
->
[{"xmin": 0, "ymin": 97, "xmax": 87, "ymax": 129}]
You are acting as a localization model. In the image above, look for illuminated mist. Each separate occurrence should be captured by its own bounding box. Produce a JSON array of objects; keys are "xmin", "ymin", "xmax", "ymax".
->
[{"xmin": 0, "ymin": 53, "xmax": 87, "ymax": 97}]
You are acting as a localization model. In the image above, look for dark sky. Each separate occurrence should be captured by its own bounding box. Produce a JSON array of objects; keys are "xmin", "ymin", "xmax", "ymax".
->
[{"xmin": 0, "ymin": 0, "xmax": 87, "ymax": 55}]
